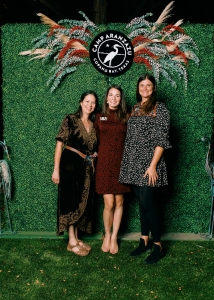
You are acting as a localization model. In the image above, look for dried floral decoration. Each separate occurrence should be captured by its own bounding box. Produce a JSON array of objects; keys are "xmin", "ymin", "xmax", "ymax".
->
[
  {"xmin": 127, "ymin": 1, "xmax": 199, "ymax": 89},
  {"xmin": 19, "ymin": 11, "xmax": 99, "ymax": 92},
  {"xmin": 19, "ymin": 1, "xmax": 199, "ymax": 92}
]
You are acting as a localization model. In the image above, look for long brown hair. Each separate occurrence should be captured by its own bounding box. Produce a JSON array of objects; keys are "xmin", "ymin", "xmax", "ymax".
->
[
  {"xmin": 102, "ymin": 84, "xmax": 128, "ymax": 122},
  {"xmin": 136, "ymin": 74, "xmax": 157, "ymax": 114},
  {"xmin": 74, "ymin": 90, "xmax": 99, "ymax": 122}
]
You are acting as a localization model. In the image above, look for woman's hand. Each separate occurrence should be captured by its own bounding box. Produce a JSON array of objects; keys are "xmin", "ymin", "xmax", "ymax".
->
[
  {"xmin": 52, "ymin": 141, "xmax": 63, "ymax": 184},
  {"xmin": 144, "ymin": 166, "xmax": 158, "ymax": 186},
  {"xmin": 52, "ymin": 170, "xmax": 60, "ymax": 184},
  {"xmin": 91, "ymin": 152, "xmax": 98, "ymax": 158},
  {"xmin": 144, "ymin": 146, "xmax": 164, "ymax": 186}
]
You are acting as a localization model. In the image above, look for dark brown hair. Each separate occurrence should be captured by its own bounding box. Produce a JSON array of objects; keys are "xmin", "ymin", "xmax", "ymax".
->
[
  {"xmin": 136, "ymin": 73, "xmax": 157, "ymax": 114},
  {"xmin": 74, "ymin": 90, "xmax": 99, "ymax": 122},
  {"xmin": 102, "ymin": 84, "xmax": 128, "ymax": 122}
]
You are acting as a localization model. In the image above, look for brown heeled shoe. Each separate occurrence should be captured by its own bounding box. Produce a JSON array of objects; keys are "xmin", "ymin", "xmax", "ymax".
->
[
  {"xmin": 67, "ymin": 243, "xmax": 89, "ymax": 256},
  {"xmin": 77, "ymin": 239, "xmax": 92, "ymax": 251}
]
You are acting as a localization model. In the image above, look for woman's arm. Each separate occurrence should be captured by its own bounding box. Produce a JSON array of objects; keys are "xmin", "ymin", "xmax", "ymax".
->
[
  {"xmin": 144, "ymin": 146, "xmax": 165, "ymax": 186},
  {"xmin": 52, "ymin": 140, "xmax": 64, "ymax": 184},
  {"xmin": 144, "ymin": 103, "xmax": 171, "ymax": 186}
]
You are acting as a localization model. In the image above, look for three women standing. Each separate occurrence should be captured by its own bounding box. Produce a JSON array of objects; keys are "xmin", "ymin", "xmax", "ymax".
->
[
  {"xmin": 52, "ymin": 91, "xmax": 98, "ymax": 256},
  {"xmin": 52, "ymin": 75, "xmax": 171, "ymax": 263},
  {"xmin": 95, "ymin": 85, "xmax": 130, "ymax": 254},
  {"xmin": 119, "ymin": 74, "xmax": 171, "ymax": 264}
]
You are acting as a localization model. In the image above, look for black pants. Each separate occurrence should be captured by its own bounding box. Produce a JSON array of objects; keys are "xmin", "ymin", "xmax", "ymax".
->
[{"xmin": 133, "ymin": 185, "xmax": 160, "ymax": 242}]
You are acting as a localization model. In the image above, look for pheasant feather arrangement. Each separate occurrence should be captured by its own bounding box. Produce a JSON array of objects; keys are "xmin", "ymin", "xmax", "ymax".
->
[
  {"xmin": 126, "ymin": 1, "xmax": 199, "ymax": 89},
  {"xmin": 19, "ymin": 1, "xmax": 199, "ymax": 92},
  {"xmin": 19, "ymin": 11, "xmax": 99, "ymax": 92}
]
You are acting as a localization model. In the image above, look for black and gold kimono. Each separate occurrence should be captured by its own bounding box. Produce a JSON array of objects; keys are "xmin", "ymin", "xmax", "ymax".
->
[{"xmin": 55, "ymin": 114, "xmax": 97, "ymax": 235}]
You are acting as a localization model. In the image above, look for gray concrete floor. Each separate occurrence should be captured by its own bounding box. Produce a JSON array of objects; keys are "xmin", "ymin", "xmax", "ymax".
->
[
  {"xmin": 121, "ymin": 232, "xmax": 213, "ymax": 241},
  {"xmin": 0, "ymin": 231, "xmax": 213, "ymax": 241}
]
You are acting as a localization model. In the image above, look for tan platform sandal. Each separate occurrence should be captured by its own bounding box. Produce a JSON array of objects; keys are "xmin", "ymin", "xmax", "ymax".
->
[
  {"xmin": 77, "ymin": 239, "xmax": 92, "ymax": 251},
  {"xmin": 67, "ymin": 243, "xmax": 89, "ymax": 256}
]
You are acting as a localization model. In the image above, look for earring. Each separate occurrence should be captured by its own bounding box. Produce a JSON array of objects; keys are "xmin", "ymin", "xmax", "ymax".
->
[{"xmin": 107, "ymin": 101, "xmax": 108, "ymax": 103}]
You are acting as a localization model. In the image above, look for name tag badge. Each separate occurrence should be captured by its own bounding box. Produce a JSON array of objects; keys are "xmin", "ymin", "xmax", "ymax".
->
[{"xmin": 100, "ymin": 117, "xmax": 107, "ymax": 121}]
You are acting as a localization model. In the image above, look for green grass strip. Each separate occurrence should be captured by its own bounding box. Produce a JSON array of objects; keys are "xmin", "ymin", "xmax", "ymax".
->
[{"xmin": 0, "ymin": 239, "xmax": 214, "ymax": 299}]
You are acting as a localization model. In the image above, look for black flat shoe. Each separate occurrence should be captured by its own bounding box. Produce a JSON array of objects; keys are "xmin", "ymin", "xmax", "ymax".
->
[
  {"xmin": 129, "ymin": 238, "xmax": 153, "ymax": 256},
  {"xmin": 144, "ymin": 244, "xmax": 166, "ymax": 264}
]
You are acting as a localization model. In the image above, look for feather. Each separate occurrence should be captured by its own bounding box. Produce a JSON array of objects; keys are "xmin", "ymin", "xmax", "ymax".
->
[
  {"xmin": 152, "ymin": 1, "xmax": 174, "ymax": 32},
  {"xmin": 56, "ymin": 35, "xmax": 89, "ymax": 47},
  {"xmin": 57, "ymin": 34, "xmax": 69, "ymax": 44},
  {"xmin": 19, "ymin": 50, "xmax": 34, "ymax": 56},
  {"xmin": 19, "ymin": 49, "xmax": 51, "ymax": 57},
  {"xmin": 165, "ymin": 35, "xmax": 189, "ymax": 52},
  {"xmin": 37, "ymin": 13, "xmax": 58, "ymax": 27},
  {"xmin": 70, "ymin": 41, "xmax": 88, "ymax": 51},
  {"xmin": 58, "ymin": 40, "xmax": 88, "ymax": 59},
  {"xmin": 0, "ymin": 160, "xmax": 12, "ymax": 199},
  {"xmin": 171, "ymin": 51, "xmax": 194, "ymax": 62},
  {"xmin": 166, "ymin": 43, "xmax": 177, "ymax": 52},
  {"xmin": 28, "ymin": 54, "xmax": 48, "ymax": 60},
  {"xmin": 151, "ymin": 38, "xmax": 164, "ymax": 43},
  {"xmin": 174, "ymin": 19, "xmax": 184, "ymax": 28},
  {"xmin": 134, "ymin": 43, "xmax": 149, "ymax": 52},
  {"xmin": 183, "ymin": 52, "xmax": 194, "ymax": 59},
  {"xmin": 171, "ymin": 55, "xmax": 186, "ymax": 63},
  {"xmin": 163, "ymin": 19, "xmax": 184, "ymax": 37},
  {"xmin": 155, "ymin": 1, "xmax": 174, "ymax": 25},
  {"xmin": 173, "ymin": 36, "xmax": 188, "ymax": 45}
]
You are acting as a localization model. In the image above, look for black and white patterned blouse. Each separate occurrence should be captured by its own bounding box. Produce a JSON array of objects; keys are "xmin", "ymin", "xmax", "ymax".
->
[{"xmin": 119, "ymin": 102, "xmax": 171, "ymax": 187}]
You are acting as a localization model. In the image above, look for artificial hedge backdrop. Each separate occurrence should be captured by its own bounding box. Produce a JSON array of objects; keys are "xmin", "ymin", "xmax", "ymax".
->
[{"xmin": 1, "ymin": 22, "xmax": 214, "ymax": 234}]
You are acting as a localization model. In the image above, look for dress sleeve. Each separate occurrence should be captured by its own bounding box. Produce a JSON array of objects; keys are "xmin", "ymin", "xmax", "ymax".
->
[
  {"xmin": 55, "ymin": 115, "xmax": 72, "ymax": 144},
  {"xmin": 155, "ymin": 103, "xmax": 172, "ymax": 149}
]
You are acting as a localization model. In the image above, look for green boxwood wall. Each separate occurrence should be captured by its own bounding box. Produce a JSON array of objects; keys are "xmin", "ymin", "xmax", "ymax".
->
[{"xmin": 1, "ymin": 22, "xmax": 214, "ymax": 234}]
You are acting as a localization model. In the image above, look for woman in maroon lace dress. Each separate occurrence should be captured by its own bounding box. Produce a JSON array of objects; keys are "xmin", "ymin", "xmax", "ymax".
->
[
  {"xmin": 52, "ymin": 91, "xmax": 98, "ymax": 256},
  {"xmin": 95, "ymin": 85, "xmax": 131, "ymax": 254}
]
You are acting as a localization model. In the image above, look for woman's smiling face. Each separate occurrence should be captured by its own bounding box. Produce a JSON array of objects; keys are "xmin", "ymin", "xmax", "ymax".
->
[
  {"xmin": 107, "ymin": 88, "xmax": 121, "ymax": 110},
  {"xmin": 139, "ymin": 79, "xmax": 154, "ymax": 102},
  {"xmin": 80, "ymin": 94, "xmax": 96, "ymax": 115}
]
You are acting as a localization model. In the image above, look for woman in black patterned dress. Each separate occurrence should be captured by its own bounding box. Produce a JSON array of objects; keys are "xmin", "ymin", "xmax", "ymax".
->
[
  {"xmin": 119, "ymin": 74, "xmax": 171, "ymax": 264},
  {"xmin": 52, "ymin": 91, "xmax": 98, "ymax": 256}
]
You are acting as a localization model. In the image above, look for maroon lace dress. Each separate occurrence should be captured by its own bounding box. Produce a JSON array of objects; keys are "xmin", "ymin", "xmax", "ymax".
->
[{"xmin": 94, "ymin": 110, "xmax": 131, "ymax": 194}]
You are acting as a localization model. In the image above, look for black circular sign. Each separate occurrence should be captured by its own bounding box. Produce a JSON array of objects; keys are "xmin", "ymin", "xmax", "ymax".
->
[{"xmin": 89, "ymin": 30, "xmax": 134, "ymax": 76}]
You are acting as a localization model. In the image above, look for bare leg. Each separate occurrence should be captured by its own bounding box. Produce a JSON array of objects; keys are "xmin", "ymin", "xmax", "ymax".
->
[
  {"xmin": 74, "ymin": 226, "xmax": 78, "ymax": 240},
  {"xmin": 154, "ymin": 242, "xmax": 162, "ymax": 247},
  {"xmin": 139, "ymin": 236, "xmax": 161, "ymax": 247},
  {"xmin": 68, "ymin": 225, "xmax": 78, "ymax": 249},
  {"xmin": 74, "ymin": 223, "xmax": 91, "ymax": 251},
  {"xmin": 110, "ymin": 194, "xmax": 124, "ymax": 254},
  {"xmin": 141, "ymin": 235, "xmax": 149, "ymax": 245},
  {"xmin": 101, "ymin": 194, "xmax": 114, "ymax": 252},
  {"xmin": 67, "ymin": 225, "xmax": 89, "ymax": 255}
]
